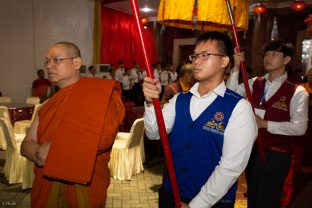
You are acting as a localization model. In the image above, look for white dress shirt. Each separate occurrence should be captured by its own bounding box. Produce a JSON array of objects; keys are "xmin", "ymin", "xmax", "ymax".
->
[
  {"xmin": 226, "ymin": 71, "xmax": 309, "ymax": 136},
  {"xmin": 170, "ymin": 71, "xmax": 178, "ymax": 82},
  {"xmin": 121, "ymin": 74, "xmax": 132, "ymax": 90},
  {"xmin": 130, "ymin": 68, "xmax": 140, "ymax": 83},
  {"xmin": 140, "ymin": 70, "xmax": 147, "ymax": 81},
  {"xmin": 160, "ymin": 70, "xmax": 170, "ymax": 86},
  {"xmin": 154, "ymin": 68, "xmax": 161, "ymax": 80},
  {"xmin": 144, "ymin": 82, "xmax": 257, "ymax": 207},
  {"xmin": 114, "ymin": 67, "xmax": 125, "ymax": 82}
]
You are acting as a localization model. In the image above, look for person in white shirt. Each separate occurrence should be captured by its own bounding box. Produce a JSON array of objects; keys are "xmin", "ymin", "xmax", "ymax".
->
[
  {"xmin": 160, "ymin": 65, "xmax": 172, "ymax": 99},
  {"xmin": 86, "ymin": 65, "xmax": 100, "ymax": 78},
  {"xmin": 114, "ymin": 60, "xmax": 125, "ymax": 82},
  {"xmin": 140, "ymin": 68, "xmax": 147, "ymax": 81},
  {"xmin": 142, "ymin": 31, "xmax": 257, "ymax": 208},
  {"xmin": 130, "ymin": 61, "xmax": 141, "ymax": 105},
  {"xmin": 154, "ymin": 63, "xmax": 161, "ymax": 80},
  {"xmin": 226, "ymin": 40, "xmax": 309, "ymax": 208},
  {"xmin": 121, "ymin": 68, "xmax": 132, "ymax": 102},
  {"xmin": 169, "ymin": 64, "xmax": 178, "ymax": 83}
]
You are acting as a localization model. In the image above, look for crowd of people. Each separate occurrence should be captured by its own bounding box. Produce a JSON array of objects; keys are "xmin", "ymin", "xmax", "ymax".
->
[
  {"xmin": 83, "ymin": 60, "xmax": 192, "ymax": 106},
  {"xmin": 16, "ymin": 30, "xmax": 311, "ymax": 208}
]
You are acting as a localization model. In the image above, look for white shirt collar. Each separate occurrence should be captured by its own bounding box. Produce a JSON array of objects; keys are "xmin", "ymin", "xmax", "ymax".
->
[
  {"xmin": 263, "ymin": 72, "xmax": 288, "ymax": 83},
  {"xmin": 190, "ymin": 81, "xmax": 226, "ymax": 98}
]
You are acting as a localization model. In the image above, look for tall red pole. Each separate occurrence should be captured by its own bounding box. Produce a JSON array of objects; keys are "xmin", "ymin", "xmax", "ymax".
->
[
  {"xmin": 129, "ymin": 0, "xmax": 182, "ymax": 207},
  {"xmin": 225, "ymin": 0, "xmax": 266, "ymax": 162}
]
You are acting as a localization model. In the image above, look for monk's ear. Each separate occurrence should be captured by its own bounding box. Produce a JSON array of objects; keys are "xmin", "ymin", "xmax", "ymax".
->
[{"xmin": 73, "ymin": 57, "xmax": 82, "ymax": 69}]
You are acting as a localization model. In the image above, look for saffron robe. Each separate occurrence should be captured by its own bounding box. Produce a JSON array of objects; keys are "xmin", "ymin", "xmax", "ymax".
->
[{"xmin": 31, "ymin": 78, "xmax": 125, "ymax": 208}]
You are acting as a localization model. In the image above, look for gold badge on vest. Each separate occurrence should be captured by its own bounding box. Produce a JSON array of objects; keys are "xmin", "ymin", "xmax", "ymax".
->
[{"xmin": 272, "ymin": 96, "xmax": 288, "ymax": 111}]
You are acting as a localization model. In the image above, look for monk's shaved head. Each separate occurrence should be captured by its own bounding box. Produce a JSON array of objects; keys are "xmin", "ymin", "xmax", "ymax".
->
[{"xmin": 54, "ymin": 42, "xmax": 81, "ymax": 58}]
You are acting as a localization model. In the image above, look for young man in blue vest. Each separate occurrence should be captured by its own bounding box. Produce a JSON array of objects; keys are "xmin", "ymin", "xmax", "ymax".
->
[
  {"xmin": 227, "ymin": 40, "xmax": 309, "ymax": 207},
  {"xmin": 142, "ymin": 31, "xmax": 257, "ymax": 208}
]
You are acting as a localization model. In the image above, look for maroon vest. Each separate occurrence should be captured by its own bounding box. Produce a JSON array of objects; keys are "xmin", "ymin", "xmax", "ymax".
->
[{"xmin": 252, "ymin": 77, "xmax": 299, "ymax": 153}]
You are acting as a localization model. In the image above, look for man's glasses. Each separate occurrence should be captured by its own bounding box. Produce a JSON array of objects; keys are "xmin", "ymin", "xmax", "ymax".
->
[
  {"xmin": 44, "ymin": 57, "xmax": 76, "ymax": 67},
  {"xmin": 189, "ymin": 51, "xmax": 224, "ymax": 62}
]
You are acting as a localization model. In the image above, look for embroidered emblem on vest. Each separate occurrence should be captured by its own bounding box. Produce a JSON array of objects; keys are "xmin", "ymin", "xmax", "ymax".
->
[
  {"xmin": 272, "ymin": 96, "xmax": 288, "ymax": 111},
  {"xmin": 214, "ymin": 112, "xmax": 224, "ymax": 121},
  {"xmin": 202, "ymin": 112, "xmax": 225, "ymax": 135}
]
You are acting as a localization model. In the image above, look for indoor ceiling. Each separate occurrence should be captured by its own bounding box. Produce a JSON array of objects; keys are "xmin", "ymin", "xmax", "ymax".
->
[
  {"xmin": 102, "ymin": 0, "xmax": 160, "ymax": 18},
  {"xmin": 101, "ymin": 0, "xmax": 311, "ymax": 18}
]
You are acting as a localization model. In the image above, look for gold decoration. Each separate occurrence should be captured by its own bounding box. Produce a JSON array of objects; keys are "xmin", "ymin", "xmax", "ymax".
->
[{"xmin": 157, "ymin": 0, "xmax": 249, "ymax": 31}]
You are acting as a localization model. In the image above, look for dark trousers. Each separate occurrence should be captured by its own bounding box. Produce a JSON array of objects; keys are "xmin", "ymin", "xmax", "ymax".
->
[
  {"xmin": 247, "ymin": 150, "xmax": 291, "ymax": 208},
  {"xmin": 131, "ymin": 83, "xmax": 140, "ymax": 105},
  {"xmin": 158, "ymin": 186, "xmax": 234, "ymax": 208},
  {"xmin": 122, "ymin": 89, "xmax": 131, "ymax": 102}
]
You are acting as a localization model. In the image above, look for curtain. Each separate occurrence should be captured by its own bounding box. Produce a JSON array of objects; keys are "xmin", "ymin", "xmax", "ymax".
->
[
  {"xmin": 100, "ymin": 6, "xmax": 158, "ymax": 69},
  {"xmin": 93, "ymin": 0, "xmax": 102, "ymax": 64}
]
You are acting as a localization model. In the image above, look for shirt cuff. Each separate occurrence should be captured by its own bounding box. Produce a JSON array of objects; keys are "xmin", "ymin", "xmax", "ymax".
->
[
  {"xmin": 189, "ymin": 196, "xmax": 212, "ymax": 208},
  {"xmin": 144, "ymin": 101, "xmax": 154, "ymax": 109}
]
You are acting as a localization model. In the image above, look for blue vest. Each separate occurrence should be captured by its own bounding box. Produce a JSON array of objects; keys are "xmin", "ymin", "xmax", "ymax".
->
[{"xmin": 163, "ymin": 89, "xmax": 242, "ymax": 203}]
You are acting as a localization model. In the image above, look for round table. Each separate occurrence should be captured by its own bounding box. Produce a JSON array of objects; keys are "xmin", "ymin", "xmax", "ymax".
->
[{"xmin": 0, "ymin": 103, "xmax": 35, "ymax": 123}]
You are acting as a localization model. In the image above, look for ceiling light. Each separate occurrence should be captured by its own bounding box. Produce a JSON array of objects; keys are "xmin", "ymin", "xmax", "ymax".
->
[
  {"xmin": 291, "ymin": 0, "xmax": 307, "ymax": 12},
  {"xmin": 141, "ymin": 7, "xmax": 152, "ymax": 13},
  {"xmin": 254, "ymin": 3, "xmax": 268, "ymax": 15},
  {"xmin": 141, "ymin": 17, "xmax": 149, "ymax": 25}
]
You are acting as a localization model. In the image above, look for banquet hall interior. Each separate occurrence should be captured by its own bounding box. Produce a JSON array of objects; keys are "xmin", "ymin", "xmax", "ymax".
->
[{"xmin": 0, "ymin": 0, "xmax": 312, "ymax": 207}]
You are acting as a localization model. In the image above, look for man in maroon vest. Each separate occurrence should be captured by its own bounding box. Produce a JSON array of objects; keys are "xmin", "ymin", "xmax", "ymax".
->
[{"xmin": 227, "ymin": 40, "xmax": 309, "ymax": 208}]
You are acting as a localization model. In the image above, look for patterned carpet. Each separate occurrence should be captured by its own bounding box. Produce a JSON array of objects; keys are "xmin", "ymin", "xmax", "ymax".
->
[
  {"xmin": 235, "ymin": 200, "xmax": 247, "ymax": 208},
  {"xmin": 234, "ymin": 174, "xmax": 247, "ymax": 208}
]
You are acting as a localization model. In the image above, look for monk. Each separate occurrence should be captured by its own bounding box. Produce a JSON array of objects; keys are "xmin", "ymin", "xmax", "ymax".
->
[{"xmin": 21, "ymin": 42, "xmax": 125, "ymax": 208}]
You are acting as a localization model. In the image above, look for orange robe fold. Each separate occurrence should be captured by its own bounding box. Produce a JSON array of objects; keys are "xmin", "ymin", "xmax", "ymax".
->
[{"xmin": 31, "ymin": 78, "xmax": 125, "ymax": 208}]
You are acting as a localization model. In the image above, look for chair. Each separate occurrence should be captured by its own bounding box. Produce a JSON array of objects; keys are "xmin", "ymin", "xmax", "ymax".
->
[
  {"xmin": 14, "ymin": 104, "xmax": 41, "ymax": 134},
  {"xmin": 26, "ymin": 97, "xmax": 40, "ymax": 105},
  {"xmin": 0, "ymin": 97, "xmax": 11, "ymax": 103},
  {"xmin": 2, "ymin": 103, "xmax": 36, "ymax": 189},
  {"xmin": 0, "ymin": 118, "xmax": 26, "ymax": 184},
  {"xmin": 109, "ymin": 118, "xmax": 145, "ymax": 180},
  {"xmin": 21, "ymin": 159, "xmax": 35, "ymax": 189},
  {"xmin": 0, "ymin": 106, "xmax": 9, "ymax": 150}
]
